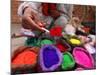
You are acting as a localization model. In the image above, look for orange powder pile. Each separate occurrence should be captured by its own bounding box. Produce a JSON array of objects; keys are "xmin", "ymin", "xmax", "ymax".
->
[{"xmin": 12, "ymin": 50, "xmax": 37, "ymax": 65}]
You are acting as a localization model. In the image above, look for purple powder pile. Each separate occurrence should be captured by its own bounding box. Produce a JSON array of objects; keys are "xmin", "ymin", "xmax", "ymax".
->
[{"xmin": 40, "ymin": 45, "xmax": 62, "ymax": 71}]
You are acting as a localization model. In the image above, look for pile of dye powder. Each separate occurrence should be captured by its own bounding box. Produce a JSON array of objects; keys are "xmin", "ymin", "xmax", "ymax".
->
[
  {"xmin": 12, "ymin": 50, "xmax": 37, "ymax": 65},
  {"xmin": 61, "ymin": 52, "xmax": 75, "ymax": 70},
  {"xmin": 50, "ymin": 26, "xmax": 63, "ymax": 37},
  {"xmin": 82, "ymin": 27, "xmax": 90, "ymax": 33},
  {"xmin": 73, "ymin": 48, "xmax": 93, "ymax": 68},
  {"xmin": 43, "ymin": 47, "xmax": 59, "ymax": 68},
  {"xmin": 69, "ymin": 38, "xmax": 81, "ymax": 45},
  {"xmin": 56, "ymin": 42, "xmax": 69, "ymax": 52},
  {"xmin": 40, "ymin": 39, "xmax": 54, "ymax": 46}
]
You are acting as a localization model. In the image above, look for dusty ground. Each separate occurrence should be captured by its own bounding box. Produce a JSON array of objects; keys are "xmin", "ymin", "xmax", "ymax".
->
[{"xmin": 11, "ymin": 24, "xmax": 26, "ymax": 53}]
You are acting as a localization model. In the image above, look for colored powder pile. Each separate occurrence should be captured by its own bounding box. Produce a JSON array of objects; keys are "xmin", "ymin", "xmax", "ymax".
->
[
  {"xmin": 50, "ymin": 26, "xmax": 62, "ymax": 37},
  {"xmin": 41, "ymin": 39, "xmax": 53, "ymax": 45},
  {"xmin": 62, "ymin": 52, "xmax": 75, "ymax": 70},
  {"xmin": 25, "ymin": 37, "xmax": 39, "ymax": 46},
  {"xmin": 82, "ymin": 27, "xmax": 90, "ymax": 33},
  {"xmin": 74, "ymin": 50, "xmax": 93, "ymax": 68},
  {"xmin": 69, "ymin": 38, "xmax": 81, "ymax": 45},
  {"xmin": 43, "ymin": 47, "xmax": 59, "ymax": 68},
  {"xmin": 56, "ymin": 42, "xmax": 68, "ymax": 52},
  {"xmin": 12, "ymin": 50, "xmax": 37, "ymax": 65}
]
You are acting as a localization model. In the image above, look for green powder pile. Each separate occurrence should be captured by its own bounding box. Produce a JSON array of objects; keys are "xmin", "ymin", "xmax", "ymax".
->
[
  {"xmin": 41, "ymin": 39, "xmax": 54, "ymax": 46},
  {"xmin": 61, "ymin": 52, "xmax": 75, "ymax": 70}
]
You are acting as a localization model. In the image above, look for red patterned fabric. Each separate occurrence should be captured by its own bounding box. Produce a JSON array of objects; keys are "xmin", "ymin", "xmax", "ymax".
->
[{"xmin": 42, "ymin": 3, "xmax": 57, "ymax": 16}]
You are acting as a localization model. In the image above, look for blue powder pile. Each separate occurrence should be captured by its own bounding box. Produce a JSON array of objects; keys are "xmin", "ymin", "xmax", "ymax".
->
[{"xmin": 43, "ymin": 46, "xmax": 59, "ymax": 68}]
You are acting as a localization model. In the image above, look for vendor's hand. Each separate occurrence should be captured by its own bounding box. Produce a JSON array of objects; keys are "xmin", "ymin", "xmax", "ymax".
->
[
  {"xmin": 22, "ymin": 7, "xmax": 45, "ymax": 32},
  {"xmin": 36, "ymin": 21, "xmax": 46, "ymax": 28},
  {"xmin": 49, "ymin": 10, "xmax": 60, "ymax": 19},
  {"xmin": 34, "ymin": 21, "xmax": 46, "ymax": 32}
]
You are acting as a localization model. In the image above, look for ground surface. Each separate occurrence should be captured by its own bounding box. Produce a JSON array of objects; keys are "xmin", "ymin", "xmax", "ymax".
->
[{"xmin": 11, "ymin": 24, "xmax": 26, "ymax": 53}]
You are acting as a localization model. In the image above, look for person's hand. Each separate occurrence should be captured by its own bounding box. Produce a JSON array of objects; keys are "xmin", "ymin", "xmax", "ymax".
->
[
  {"xmin": 49, "ymin": 10, "xmax": 60, "ymax": 19},
  {"xmin": 35, "ymin": 20, "xmax": 46, "ymax": 28},
  {"xmin": 22, "ymin": 7, "xmax": 45, "ymax": 32}
]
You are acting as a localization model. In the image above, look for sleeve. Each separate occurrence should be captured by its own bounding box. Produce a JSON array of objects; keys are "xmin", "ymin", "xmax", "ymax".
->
[{"xmin": 17, "ymin": 2, "xmax": 40, "ymax": 17}]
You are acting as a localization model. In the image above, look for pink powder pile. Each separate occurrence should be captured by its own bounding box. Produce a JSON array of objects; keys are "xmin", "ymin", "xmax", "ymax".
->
[{"xmin": 73, "ymin": 48, "xmax": 94, "ymax": 68}]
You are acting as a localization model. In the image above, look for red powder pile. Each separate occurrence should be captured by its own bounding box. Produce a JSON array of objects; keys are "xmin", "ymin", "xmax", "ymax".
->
[
  {"xmin": 12, "ymin": 50, "xmax": 37, "ymax": 65},
  {"xmin": 56, "ymin": 42, "xmax": 68, "ymax": 52},
  {"xmin": 82, "ymin": 27, "xmax": 90, "ymax": 33},
  {"xmin": 50, "ymin": 26, "xmax": 63, "ymax": 37}
]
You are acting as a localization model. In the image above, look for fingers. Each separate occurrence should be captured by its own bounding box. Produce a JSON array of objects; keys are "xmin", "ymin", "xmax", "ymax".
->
[
  {"xmin": 35, "ymin": 20, "xmax": 46, "ymax": 27},
  {"xmin": 36, "ymin": 26, "xmax": 45, "ymax": 32}
]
